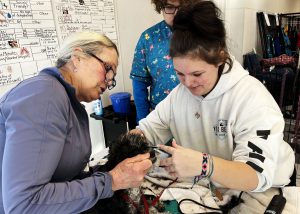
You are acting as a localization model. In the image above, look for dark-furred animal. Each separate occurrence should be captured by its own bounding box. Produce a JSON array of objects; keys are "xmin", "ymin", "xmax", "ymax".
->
[{"xmin": 83, "ymin": 133, "xmax": 155, "ymax": 214}]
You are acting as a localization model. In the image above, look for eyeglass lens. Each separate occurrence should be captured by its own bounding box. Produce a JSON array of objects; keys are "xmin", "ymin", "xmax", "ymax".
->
[
  {"xmin": 105, "ymin": 70, "xmax": 116, "ymax": 90},
  {"xmin": 163, "ymin": 5, "xmax": 179, "ymax": 14}
]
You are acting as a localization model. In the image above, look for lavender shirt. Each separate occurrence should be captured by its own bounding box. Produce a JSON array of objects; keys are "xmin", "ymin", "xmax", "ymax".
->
[{"xmin": 0, "ymin": 67, "xmax": 113, "ymax": 214}]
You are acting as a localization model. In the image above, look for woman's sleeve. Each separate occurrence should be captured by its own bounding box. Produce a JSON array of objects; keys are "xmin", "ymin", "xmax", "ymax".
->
[
  {"xmin": 130, "ymin": 32, "xmax": 152, "ymax": 83},
  {"xmin": 132, "ymin": 80, "xmax": 151, "ymax": 122},
  {"xmin": 232, "ymin": 105, "xmax": 295, "ymax": 192},
  {"xmin": 130, "ymin": 32, "xmax": 153, "ymax": 123},
  {"xmin": 2, "ymin": 79, "xmax": 113, "ymax": 214}
]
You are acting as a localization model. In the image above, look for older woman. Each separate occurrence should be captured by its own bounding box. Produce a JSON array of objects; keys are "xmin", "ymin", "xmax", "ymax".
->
[{"xmin": 0, "ymin": 32, "xmax": 152, "ymax": 213}]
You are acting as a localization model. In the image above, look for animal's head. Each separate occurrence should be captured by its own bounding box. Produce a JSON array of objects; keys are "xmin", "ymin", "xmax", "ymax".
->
[{"xmin": 105, "ymin": 133, "xmax": 156, "ymax": 171}]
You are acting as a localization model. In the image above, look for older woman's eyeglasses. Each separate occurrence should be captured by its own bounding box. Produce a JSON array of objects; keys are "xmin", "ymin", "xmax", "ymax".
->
[
  {"xmin": 163, "ymin": 4, "xmax": 180, "ymax": 14},
  {"xmin": 87, "ymin": 52, "xmax": 116, "ymax": 90}
]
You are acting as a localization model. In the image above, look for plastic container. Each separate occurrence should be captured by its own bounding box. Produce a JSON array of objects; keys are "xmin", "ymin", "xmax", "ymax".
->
[
  {"xmin": 110, "ymin": 92, "xmax": 131, "ymax": 114},
  {"xmin": 93, "ymin": 98, "xmax": 103, "ymax": 116}
]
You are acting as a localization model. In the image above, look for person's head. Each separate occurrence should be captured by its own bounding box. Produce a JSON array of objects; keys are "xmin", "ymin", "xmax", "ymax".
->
[
  {"xmin": 56, "ymin": 31, "xmax": 119, "ymax": 102},
  {"xmin": 170, "ymin": 0, "xmax": 232, "ymax": 96},
  {"xmin": 151, "ymin": 0, "xmax": 195, "ymax": 26}
]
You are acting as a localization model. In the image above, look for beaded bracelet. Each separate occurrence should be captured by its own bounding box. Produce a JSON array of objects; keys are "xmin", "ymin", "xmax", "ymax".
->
[
  {"xmin": 200, "ymin": 153, "xmax": 209, "ymax": 176},
  {"xmin": 192, "ymin": 153, "xmax": 210, "ymax": 187}
]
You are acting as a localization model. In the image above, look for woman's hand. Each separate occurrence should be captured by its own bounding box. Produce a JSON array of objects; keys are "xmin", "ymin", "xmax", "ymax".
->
[
  {"xmin": 159, "ymin": 140, "xmax": 203, "ymax": 178},
  {"xmin": 109, "ymin": 153, "xmax": 152, "ymax": 191},
  {"xmin": 159, "ymin": 141, "xmax": 259, "ymax": 191}
]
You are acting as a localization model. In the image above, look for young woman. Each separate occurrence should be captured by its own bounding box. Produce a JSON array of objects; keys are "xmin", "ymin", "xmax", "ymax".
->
[{"xmin": 133, "ymin": 1, "xmax": 295, "ymax": 192}]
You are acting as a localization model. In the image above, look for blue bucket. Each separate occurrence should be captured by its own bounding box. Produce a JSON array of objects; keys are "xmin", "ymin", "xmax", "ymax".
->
[{"xmin": 110, "ymin": 92, "xmax": 131, "ymax": 114}]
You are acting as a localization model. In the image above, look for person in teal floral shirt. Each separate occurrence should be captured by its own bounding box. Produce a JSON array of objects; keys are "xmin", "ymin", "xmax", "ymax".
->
[{"xmin": 130, "ymin": 0, "xmax": 195, "ymax": 122}]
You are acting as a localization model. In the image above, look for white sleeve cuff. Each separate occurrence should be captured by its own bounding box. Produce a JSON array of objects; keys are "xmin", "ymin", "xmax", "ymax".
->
[{"xmin": 251, "ymin": 171, "xmax": 271, "ymax": 192}]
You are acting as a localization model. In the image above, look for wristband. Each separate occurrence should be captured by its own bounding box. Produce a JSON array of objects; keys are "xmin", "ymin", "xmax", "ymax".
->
[
  {"xmin": 192, "ymin": 153, "xmax": 210, "ymax": 187},
  {"xmin": 200, "ymin": 153, "xmax": 209, "ymax": 177}
]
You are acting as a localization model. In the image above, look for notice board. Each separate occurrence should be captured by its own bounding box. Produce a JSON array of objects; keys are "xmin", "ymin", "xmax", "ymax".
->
[{"xmin": 0, "ymin": 0, "xmax": 118, "ymax": 96}]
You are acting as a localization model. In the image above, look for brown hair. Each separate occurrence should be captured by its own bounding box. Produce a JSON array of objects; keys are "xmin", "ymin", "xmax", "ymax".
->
[
  {"xmin": 151, "ymin": 0, "xmax": 196, "ymax": 13},
  {"xmin": 170, "ymin": 0, "xmax": 232, "ymax": 72}
]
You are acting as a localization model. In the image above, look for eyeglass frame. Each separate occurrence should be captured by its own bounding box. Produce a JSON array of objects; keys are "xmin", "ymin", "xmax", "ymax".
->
[
  {"xmin": 162, "ymin": 4, "xmax": 180, "ymax": 14},
  {"xmin": 86, "ymin": 52, "xmax": 117, "ymax": 90}
]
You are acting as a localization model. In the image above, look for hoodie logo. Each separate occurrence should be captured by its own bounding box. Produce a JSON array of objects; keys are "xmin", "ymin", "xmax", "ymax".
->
[{"xmin": 213, "ymin": 119, "xmax": 228, "ymax": 140}]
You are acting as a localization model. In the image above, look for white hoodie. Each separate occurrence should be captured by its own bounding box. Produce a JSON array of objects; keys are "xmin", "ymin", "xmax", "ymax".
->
[{"xmin": 139, "ymin": 58, "xmax": 295, "ymax": 192}]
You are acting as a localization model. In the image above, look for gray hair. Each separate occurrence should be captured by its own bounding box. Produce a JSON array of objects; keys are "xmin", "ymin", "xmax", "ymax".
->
[{"xmin": 56, "ymin": 31, "xmax": 118, "ymax": 68}]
